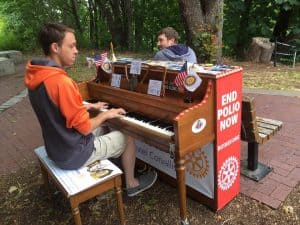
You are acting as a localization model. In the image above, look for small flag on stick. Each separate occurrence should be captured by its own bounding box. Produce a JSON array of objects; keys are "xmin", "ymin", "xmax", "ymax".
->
[
  {"xmin": 174, "ymin": 61, "xmax": 188, "ymax": 88},
  {"xmin": 94, "ymin": 52, "xmax": 108, "ymax": 67},
  {"xmin": 110, "ymin": 42, "xmax": 117, "ymax": 62}
]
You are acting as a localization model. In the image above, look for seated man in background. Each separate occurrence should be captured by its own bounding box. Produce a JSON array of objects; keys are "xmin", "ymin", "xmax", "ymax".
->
[
  {"xmin": 25, "ymin": 22, "xmax": 157, "ymax": 197},
  {"xmin": 154, "ymin": 27, "xmax": 197, "ymax": 63}
]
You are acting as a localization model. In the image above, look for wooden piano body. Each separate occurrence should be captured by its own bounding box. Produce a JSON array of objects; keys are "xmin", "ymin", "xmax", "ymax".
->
[{"xmin": 78, "ymin": 62, "xmax": 243, "ymax": 224}]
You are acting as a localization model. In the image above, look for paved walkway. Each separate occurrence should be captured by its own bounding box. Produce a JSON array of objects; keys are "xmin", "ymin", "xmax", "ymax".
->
[{"xmin": 0, "ymin": 63, "xmax": 299, "ymax": 210}]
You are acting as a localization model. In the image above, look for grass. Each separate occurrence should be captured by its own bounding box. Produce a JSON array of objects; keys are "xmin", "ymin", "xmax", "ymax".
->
[{"xmin": 67, "ymin": 53, "xmax": 98, "ymax": 82}]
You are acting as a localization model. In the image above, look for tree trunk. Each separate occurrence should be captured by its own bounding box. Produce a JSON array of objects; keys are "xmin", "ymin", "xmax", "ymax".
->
[
  {"xmin": 272, "ymin": 6, "xmax": 292, "ymax": 42},
  {"xmin": 110, "ymin": 0, "xmax": 127, "ymax": 49},
  {"xmin": 235, "ymin": 0, "xmax": 253, "ymax": 59},
  {"xmin": 123, "ymin": 0, "xmax": 134, "ymax": 51},
  {"xmin": 178, "ymin": 0, "xmax": 224, "ymax": 63},
  {"xmin": 134, "ymin": 0, "xmax": 144, "ymax": 51},
  {"xmin": 97, "ymin": 0, "xmax": 129, "ymax": 49},
  {"xmin": 70, "ymin": 0, "xmax": 83, "ymax": 33},
  {"xmin": 93, "ymin": 1, "xmax": 99, "ymax": 49},
  {"xmin": 247, "ymin": 37, "xmax": 274, "ymax": 63},
  {"xmin": 87, "ymin": 0, "xmax": 96, "ymax": 48}
]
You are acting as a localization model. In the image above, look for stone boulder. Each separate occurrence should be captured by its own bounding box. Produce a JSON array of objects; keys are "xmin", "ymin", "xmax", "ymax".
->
[
  {"xmin": 0, "ymin": 50, "xmax": 24, "ymax": 64},
  {"xmin": 0, "ymin": 57, "xmax": 16, "ymax": 76},
  {"xmin": 247, "ymin": 37, "xmax": 275, "ymax": 63}
]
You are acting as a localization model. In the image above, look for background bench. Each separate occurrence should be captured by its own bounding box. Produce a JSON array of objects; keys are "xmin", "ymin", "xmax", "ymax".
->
[
  {"xmin": 241, "ymin": 96, "xmax": 283, "ymax": 181},
  {"xmin": 273, "ymin": 40, "xmax": 297, "ymax": 67}
]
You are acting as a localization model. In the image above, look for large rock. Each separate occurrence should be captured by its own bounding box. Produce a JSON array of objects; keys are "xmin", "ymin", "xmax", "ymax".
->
[
  {"xmin": 0, "ymin": 57, "xmax": 16, "ymax": 76},
  {"xmin": 0, "ymin": 50, "xmax": 23, "ymax": 64},
  {"xmin": 247, "ymin": 37, "xmax": 275, "ymax": 63}
]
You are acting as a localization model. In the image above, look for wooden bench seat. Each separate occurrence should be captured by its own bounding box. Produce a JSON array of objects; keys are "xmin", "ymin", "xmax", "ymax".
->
[{"xmin": 241, "ymin": 96, "xmax": 283, "ymax": 181}]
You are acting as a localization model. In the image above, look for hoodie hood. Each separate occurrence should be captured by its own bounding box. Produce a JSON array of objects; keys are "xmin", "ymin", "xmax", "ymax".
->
[
  {"xmin": 25, "ymin": 59, "xmax": 67, "ymax": 90},
  {"xmin": 154, "ymin": 44, "xmax": 197, "ymax": 63},
  {"xmin": 167, "ymin": 44, "xmax": 189, "ymax": 56}
]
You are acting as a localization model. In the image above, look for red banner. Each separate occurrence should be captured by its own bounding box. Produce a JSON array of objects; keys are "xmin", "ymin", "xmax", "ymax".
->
[{"xmin": 215, "ymin": 70, "xmax": 243, "ymax": 209}]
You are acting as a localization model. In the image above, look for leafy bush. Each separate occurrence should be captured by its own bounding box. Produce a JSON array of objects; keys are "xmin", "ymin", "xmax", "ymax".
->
[
  {"xmin": 0, "ymin": 18, "xmax": 23, "ymax": 50},
  {"xmin": 0, "ymin": 32, "xmax": 23, "ymax": 50}
]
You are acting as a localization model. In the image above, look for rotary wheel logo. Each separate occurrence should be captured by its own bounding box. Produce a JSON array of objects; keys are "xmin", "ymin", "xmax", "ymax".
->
[
  {"xmin": 218, "ymin": 156, "xmax": 239, "ymax": 191},
  {"xmin": 185, "ymin": 149, "xmax": 209, "ymax": 179}
]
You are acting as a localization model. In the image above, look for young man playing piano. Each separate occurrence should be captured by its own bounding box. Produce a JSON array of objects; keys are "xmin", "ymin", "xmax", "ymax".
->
[
  {"xmin": 24, "ymin": 22, "xmax": 157, "ymax": 197},
  {"xmin": 154, "ymin": 26, "xmax": 197, "ymax": 63}
]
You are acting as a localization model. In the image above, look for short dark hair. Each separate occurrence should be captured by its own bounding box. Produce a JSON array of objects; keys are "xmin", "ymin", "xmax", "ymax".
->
[
  {"xmin": 158, "ymin": 27, "xmax": 179, "ymax": 43},
  {"xmin": 38, "ymin": 23, "xmax": 74, "ymax": 56}
]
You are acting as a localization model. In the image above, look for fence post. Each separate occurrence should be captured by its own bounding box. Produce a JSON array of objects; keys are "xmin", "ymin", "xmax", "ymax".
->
[
  {"xmin": 273, "ymin": 38, "xmax": 277, "ymax": 67},
  {"xmin": 293, "ymin": 51, "xmax": 297, "ymax": 67}
]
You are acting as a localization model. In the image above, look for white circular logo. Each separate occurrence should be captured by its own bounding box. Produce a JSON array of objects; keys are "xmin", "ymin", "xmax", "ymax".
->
[
  {"xmin": 218, "ymin": 156, "xmax": 239, "ymax": 191},
  {"xmin": 192, "ymin": 118, "xmax": 206, "ymax": 134}
]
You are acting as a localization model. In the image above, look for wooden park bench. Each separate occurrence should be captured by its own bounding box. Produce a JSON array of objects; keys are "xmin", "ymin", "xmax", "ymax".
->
[{"xmin": 241, "ymin": 95, "xmax": 283, "ymax": 181}]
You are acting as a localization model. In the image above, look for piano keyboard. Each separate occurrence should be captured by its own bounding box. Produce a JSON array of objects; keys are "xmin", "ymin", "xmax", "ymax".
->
[
  {"xmin": 83, "ymin": 101, "xmax": 175, "ymax": 137},
  {"xmin": 122, "ymin": 112, "xmax": 174, "ymax": 137}
]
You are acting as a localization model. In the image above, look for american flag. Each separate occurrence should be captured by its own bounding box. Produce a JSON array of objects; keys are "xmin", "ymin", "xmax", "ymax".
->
[
  {"xmin": 94, "ymin": 52, "xmax": 108, "ymax": 67},
  {"xmin": 174, "ymin": 61, "xmax": 188, "ymax": 87}
]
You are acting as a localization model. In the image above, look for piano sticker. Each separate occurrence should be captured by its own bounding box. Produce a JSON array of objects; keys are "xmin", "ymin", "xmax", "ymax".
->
[{"xmin": 192, "ymin": 118, "xmax": 206, "ymax": 134}]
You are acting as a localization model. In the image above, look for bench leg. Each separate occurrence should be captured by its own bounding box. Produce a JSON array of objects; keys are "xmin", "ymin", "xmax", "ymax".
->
[
  {"xmin": 116, "ymin": 186, "xmax": 125, "ymax": 225},
  {"xmin": 241, "ymin": 142, "xmax": 273, "ymax": 181},
  {"xmin": 38, "ymin": 161, "xmax": 51, "ymax": 197},
  {"xmin": 115, "ymin": 177, "xmax": 125, "ymax": 225},
  {"xmin": 70, "ymin": 203, "xmax": 82, "ymax": 225},
  {"xmin": 248, "ymin": 142, "xmax": 258, "ymax": 170}
]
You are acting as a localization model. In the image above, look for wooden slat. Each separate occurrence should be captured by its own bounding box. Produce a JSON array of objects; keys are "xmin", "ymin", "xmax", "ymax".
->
[
  {"xmin": 256, "ymin": 116, "xmax": 283, "ymax": 128},
  {"xmin": 258, "ymin": 132, "xmax": 268, "ymax": 139},
  {"xmin": 242, "ymin": 96, "xmax": 283, "ymax": 145},
  {"xmin": 258, "ymin": 132, "xmax": 268, "ymax": 144},
  {"xmin": 258, "ymin": 126, "xmax": 275, "ymax": 136},
  {"xmin": 257, "ymin": 121, "xmax": 279, "ymax": 131}
]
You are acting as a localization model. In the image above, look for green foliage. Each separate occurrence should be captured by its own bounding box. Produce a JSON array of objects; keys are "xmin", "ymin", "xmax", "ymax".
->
[
  {"xmin": 0, "ymin": 18, "xmax": 22, "ymax": 50},
  {"xmin": 275, "ymin": 0, "xmax": 300, "ymax": 10},
  {"xmin": 133, "ymin": 0, "xmax": 183, "ymax": 51},
  {"xmin": 0, "ymin": 0, "xmax": 182, "ymax": 52},
  {"xmin": 223, "ymin": 0, "xmax": 300, "ymax": 59},
  {"xmin": 0, "ymin": 0, "xmax": 298, "ymax": 61},
  {"xmin": 193, "ymin": 30, "xmax": 217, "ymax": 63},
  {"xmin": 96, "ymin": 21, "xmax": 112, "ymax": 50}
]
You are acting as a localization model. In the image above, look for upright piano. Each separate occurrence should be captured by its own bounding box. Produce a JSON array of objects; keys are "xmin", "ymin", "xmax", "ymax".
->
[{"xmin": 78, "ymin": 61, "xmax": 243, "ymax": 225}]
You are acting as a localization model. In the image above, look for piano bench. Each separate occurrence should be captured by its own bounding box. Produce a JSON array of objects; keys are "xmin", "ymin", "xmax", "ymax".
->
[{"xmin": 34, "ymin": 146, "xmax": 126, "ymax": 225}]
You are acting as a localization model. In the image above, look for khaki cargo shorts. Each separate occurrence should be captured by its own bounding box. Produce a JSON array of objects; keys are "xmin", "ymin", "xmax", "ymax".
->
[{"xmin": 82, "ymin": 127, "xmax": 127, "ymax": 167}]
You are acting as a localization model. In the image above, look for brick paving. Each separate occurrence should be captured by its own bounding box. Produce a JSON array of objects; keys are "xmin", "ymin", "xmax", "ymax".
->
[
  {"xmin": 0, "ymin": 63, "xmax": 299, "ymax": 209},
  {"xmin": 240, "ymin": 92, "xmax": 300, "ymax": 209}
]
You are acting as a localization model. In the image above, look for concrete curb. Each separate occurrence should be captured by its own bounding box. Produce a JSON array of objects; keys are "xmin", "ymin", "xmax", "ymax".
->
[
  {"xmin": 0, "ymin": 89, "xmax": 28, "ymax": 114},
  {"xmin": 243, "ymin": 87, "xmax": 300, "ymax": 97}
]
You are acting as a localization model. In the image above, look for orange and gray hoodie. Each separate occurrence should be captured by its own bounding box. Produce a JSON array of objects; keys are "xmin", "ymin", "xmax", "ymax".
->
[{"xmin": 25, "ymin": 59, "xmax": 94, "ymax": 169}]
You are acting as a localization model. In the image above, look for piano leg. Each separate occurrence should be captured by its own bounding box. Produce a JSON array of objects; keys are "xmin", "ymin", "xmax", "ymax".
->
[{"xmin": 175, "ymin": 159, "xmax": 190, "ymax": 225}]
